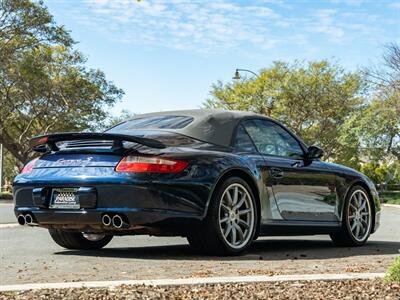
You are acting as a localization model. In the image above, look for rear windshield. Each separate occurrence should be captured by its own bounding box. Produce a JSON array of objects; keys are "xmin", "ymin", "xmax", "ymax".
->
[{"xmin": 107, "ymin": 115, "xmax": 193, "ymax": 132}]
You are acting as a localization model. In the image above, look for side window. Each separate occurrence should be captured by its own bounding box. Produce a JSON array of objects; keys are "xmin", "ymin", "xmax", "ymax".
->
[
  {"xmin": 243, "ymin": 119, "xmax": 304, "ymax": 158},
  {"xmin": 234, "ymin": 124, "xmax": 257, "ymax": 153}
]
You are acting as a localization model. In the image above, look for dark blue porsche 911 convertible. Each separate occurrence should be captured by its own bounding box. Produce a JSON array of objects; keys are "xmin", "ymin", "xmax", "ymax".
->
[{"xmin": 13, "ymin": 109, "xmax": 380, "ymax": 255}]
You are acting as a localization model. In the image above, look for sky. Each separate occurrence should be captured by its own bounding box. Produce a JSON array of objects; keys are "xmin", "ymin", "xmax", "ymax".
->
[{"xmin": 45, "ymin": 0, "xmax": 400, "ymax": 115}]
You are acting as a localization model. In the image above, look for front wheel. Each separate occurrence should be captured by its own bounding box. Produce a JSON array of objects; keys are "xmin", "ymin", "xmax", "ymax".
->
[
  {"xmin": 187, "ymin": 177, "xmax": 257, "ymax": 255},
  {"xmin": 49, "ymin": 229, "xmax": 113, "ymax": 250},
  {"xmin": 330, "ymin": 186, "xmax": 373, "ymax": 246}
]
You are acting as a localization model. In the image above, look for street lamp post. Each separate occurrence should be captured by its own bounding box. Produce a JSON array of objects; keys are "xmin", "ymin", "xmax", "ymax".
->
[
  {"xmin": 233, "ymin": 68, "xmax": 273, "ymax": 115},
  {"xmin": 233, "ymin": 68, "xmax": 259, "ymax": 80}
]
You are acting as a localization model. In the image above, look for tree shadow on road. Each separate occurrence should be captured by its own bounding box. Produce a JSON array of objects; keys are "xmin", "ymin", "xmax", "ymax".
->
[{"xmin": 54, "ymin": 238, "xmax": 400, "ymax": 261}]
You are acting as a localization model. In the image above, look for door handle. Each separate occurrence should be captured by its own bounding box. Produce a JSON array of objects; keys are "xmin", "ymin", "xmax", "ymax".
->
[
  {"xmin": 271, "ymin": 167, "xmax": 284, "ymax": 179},
  {"xmin": 291, "ymin": 161, "xmax": 303, "ymax": 168}
]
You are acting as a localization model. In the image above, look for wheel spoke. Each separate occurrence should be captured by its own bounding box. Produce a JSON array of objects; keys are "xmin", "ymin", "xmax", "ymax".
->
[
  {"xmin": 231, "ymin": 225, "xmax": 237, "ymax": 244},
  {"xmin": 351, "ymin": 196, "xmax": 357, "ymax": 208},
  {"xmin": 350, "ymin": 203, "xmax": 357, "ymax": 210},
  {"xmin": 233, "ymin": 223, "xmax": 244, "ymax": 241},
  {"xmin": 219, "ymin": 217, "xmax": 229, "ymax": 224},
  {"xmin": 221, "ymin": 203, "xmax": 230, "ymax": 212},
  {"xmin": 237, "ymin": 218, "xmax": 250, "ymax": 229},
  {"xmin": 355, "ymin": 223, "xmax": 361, "ymax": 237},
  {"xmin": 234, "ymin": 194, "xmax": 246, "ymax": 210},
  {"xmin": 351, "ymin": 221, "xmax": 357, "ymax": 231},
  {"xmin": 359, "ymin": 198, "xmax": 366, "ymax": 211},
  {"xmin": 357, "ymin": 193, "xmax": 363, "ymax": 206},
  {"xmin": 224, "ymin": 223, "xmax": 232, "ymax": 238},
  {"xmin": 232, "ymin": 186, "xmax": 239, "ymax": 206},
  {"xmin": 360, "ymin": 222, "xmax": 365, "ymax": 232},
  {"xmin": 225, "ymin": 191, "xmax": 233, "ymax": 206},
  {"xmin": 238, "ymin": 208, "xmax": 251, "ymax": 215}
]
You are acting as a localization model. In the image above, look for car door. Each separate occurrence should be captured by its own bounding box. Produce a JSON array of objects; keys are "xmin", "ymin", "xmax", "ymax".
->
[
  {"xmin": 242, "ymin": 119, "xmax": 338, "ymax": 222},
  {"xmin": 233, "ymin": 124, "xmax": 282, "ymax": 222}
]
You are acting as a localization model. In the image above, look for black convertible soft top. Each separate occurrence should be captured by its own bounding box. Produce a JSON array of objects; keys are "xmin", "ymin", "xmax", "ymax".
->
[{"xmin": 112, "ymin": 109, "xmax": 262, "ymax": 147}]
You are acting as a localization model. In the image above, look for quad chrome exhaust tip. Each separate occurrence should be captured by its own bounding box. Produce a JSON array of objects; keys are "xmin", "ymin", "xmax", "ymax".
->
[
  {"xmin": 112, "ymin": 214, "xmax": 125, "ymax": 229},
  {"xmin": 25, "ymin": 214, "xmax": 33, "ymax": 225},
  {"xmin": 102, "ymin": 214, "xmax": 112, "ymax": 226},
  {"xmin": 17, "ymin": 213, "xmax": 35, "ymax": 226},
  {"xmin": 17, "ymin": 214, "xmax": 26, "ymax": 226}
]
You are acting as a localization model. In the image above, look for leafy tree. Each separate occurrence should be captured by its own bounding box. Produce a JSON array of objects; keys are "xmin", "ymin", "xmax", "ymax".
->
[
  {"xmin": 205, "ymin": 60, "xmax": 366, "ymax": 162},
  {"xmin": 2, "ymin": 149, "xmax": 20, "ymax": 189},
  {"xmin": 0, "ymin": 0, "xmax": 72, "ymax": 62},
  {"xmin": 366, "ymin": 43, "xmax": 400, "ymax": 92},
  {"xmin": 334, "ymin": 112, "xmax": 364, "ymax": 169},
  {"xmin": 0, "ymin": 0, "xmax": 123, "ymax": 166},
  {"xmin": 361, "ymin": 43, "xmax": 400, "ymax": 161},
  {"xmin": 334, "ymin": 90, "xmax": 399, "ymax": 169},
  {"xmin": 357, "ymin": 93, "xmax": 400, "ymax": 161},
  {"xmin": 106, "ymin": 109, "xmax": 136, "ymax": 128}
]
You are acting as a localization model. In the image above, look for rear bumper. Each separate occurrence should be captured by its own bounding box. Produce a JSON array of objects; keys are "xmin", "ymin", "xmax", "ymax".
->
[
  {"xmin": 13, "ymin": 178, "xmax": 209, "ymax": 232},
  {"xmin": 14, "ymin": 206, "xmax": 201, "ymax": 232},
  {"xmin": 372, "ymin": 210, "xmax": 381, "ymax": 233}
]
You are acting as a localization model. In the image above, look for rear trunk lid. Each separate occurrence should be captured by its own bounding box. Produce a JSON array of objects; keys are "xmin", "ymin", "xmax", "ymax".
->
[
  {"xmin": 35, "ymin": 153, "xmax": 121, "ymax": 168},
  {"xmin": 28, "ymin": 132, "xmax": 167, "ymax": 169}
]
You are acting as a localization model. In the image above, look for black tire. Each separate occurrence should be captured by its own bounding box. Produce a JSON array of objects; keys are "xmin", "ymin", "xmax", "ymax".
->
[
  {"xmin": 187, "ymin": 177, "xmax": 257, "ymax": 256},
  {"xmin": 330, "ymin": 185, "xmax": 373, "ymax": 247},
  {"xmin": 49, "ymin": 229, "xmax": 113, "ymax": 250}
]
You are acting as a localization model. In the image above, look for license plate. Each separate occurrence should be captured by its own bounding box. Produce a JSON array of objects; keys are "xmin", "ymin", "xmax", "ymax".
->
[{"xmin": 49, "ymin": 188, "xmax": 80, "ymax": 209}]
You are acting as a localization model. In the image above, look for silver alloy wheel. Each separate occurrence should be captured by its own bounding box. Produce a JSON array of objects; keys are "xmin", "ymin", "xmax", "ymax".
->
[
  {"xmin": 82, "ymin": 233, "xmax": 106, "ymax": 242},
  {"xmin": 218, "ymin": 183, "xmax": 255, "ymax": 249},
  {"xmin": 347, "ymin": 190, "xmax": 372, "ymax": 242}
]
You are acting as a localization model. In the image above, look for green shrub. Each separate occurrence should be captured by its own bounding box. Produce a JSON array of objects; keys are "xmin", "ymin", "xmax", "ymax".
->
[
  {"xmin": 379, "ymin": 192, "xmax": 400, "ymax": 205},
  {"xmin": 385, "ymin": 256, "xmax": 400, "ymax": 283},
  {"xmin": 361, "ymin": 161, "xmax": 400, "ymax": 186}
]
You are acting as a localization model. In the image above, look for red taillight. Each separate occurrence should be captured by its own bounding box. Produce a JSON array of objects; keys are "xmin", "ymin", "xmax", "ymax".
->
[
  {"xmin": 35, "ymin": 137, "xmax": 48, "ymax": 146},
  {"xmin": 20, "ymin": 158, "xmax": 39, "ymax": 174},
  {"xmin": 115, "ymin": 156, "xmax": 188, "ymax": 173}
]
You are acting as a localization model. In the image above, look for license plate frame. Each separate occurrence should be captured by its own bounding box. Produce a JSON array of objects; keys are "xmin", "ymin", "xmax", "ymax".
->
[{"xmin": 49, "ymin": 188, "xmax": 80, "ymax": 209}]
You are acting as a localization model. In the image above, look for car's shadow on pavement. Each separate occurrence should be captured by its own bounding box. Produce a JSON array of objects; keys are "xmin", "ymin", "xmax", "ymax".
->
[{"xmin": 55, "ymin": 238, "xmax": 400, "ymax": 261}]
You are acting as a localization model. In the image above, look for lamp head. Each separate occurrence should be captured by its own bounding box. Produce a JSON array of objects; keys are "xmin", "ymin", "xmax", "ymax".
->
[{"xmin": 233, "ymin": 69, "xmax": 241, "ymax": 80}]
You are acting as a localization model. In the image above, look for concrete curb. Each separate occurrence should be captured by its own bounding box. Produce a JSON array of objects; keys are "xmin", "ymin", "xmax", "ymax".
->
[
  {"xmin": 0, "ymin": 223, "xmax": 19, "ymax": 229},
  {"xmin": 0, "ymin": 273, "xmax": 385, "ymax": 292},
  {"xmin": 382, "ymin": 203, "xmax": 400, "ymax": 208},
  {"xmin": 0, "ymin": 200, "xmax": 13, "ymax": 205}
]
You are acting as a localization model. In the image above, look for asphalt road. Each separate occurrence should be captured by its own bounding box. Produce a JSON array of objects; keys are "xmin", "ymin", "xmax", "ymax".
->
[{"xmin": 0, "ymin": 202, "xmax": 399, "ymax": 285}]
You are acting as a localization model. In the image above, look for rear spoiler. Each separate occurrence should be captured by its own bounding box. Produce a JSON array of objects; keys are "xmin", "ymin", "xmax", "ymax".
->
[{"xmin": 30, "ymin": 132, "xmax": 166, "ymax": 153}]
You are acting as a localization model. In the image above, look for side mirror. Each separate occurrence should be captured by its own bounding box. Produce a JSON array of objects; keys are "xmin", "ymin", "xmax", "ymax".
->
[{"xmin": 306, "ymin": 145, "xmax": 324, "ymax": 159}]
